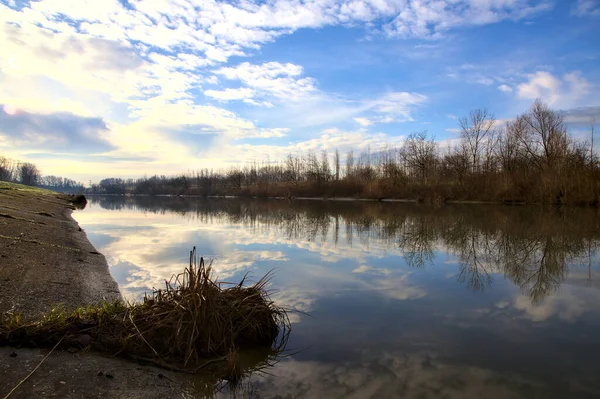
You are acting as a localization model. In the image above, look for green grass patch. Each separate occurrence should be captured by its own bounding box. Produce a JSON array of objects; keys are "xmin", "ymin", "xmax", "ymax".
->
[{"xmin": 0, "ymin": 181, "xmax": 57, "ymax": 196}]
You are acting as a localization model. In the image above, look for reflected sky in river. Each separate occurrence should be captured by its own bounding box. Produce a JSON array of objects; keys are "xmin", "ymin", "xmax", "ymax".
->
[{"xmin": 75, "ymin": 197, "xmax": 600, "ymax": 398}]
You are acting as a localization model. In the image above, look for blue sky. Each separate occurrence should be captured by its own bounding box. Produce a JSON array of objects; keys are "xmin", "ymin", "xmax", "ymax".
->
[{"xmin": 1, "ymin": 0, "xmax": 599, "ymax": 182}]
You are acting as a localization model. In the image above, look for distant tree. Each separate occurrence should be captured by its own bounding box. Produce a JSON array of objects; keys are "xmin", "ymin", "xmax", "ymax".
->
[
  {"xmin": 443, "ymin": 145, "xmax": 470, "ymax": 185},
  {"xmin": 306, "ymin": 150, "xmax": 320, "ymax": 182},
  {"xmin": 320, "ymin": 150, "xmax": 330, "ymax": 181},
  {"xmin": 497, "ymin": 119, "xmax": 525, "ymax": 173},
  {"xmin": 19, "ymin": 163, "xmax": 41, "ymax": 186},
  {"xmin": 590, "ymin": 118, "xmax": 596, "ymax": 167},
  {"xmin": 345, "ymin": 150, "xmax": 354, "ymax": 179},
  {"xmin": 0, "ymin": 157, "xmax": 16, "ymax": 181},
  {"xmin": 403, "ymin": 131, "xmax": 437, "ymax": 182},
  {"xmin": 334, "ymin": 148, "xmax": 340, "ymax": 181},
  {"xmin": 459, "ymin": 108, "xmax": 496, "ymax": 173},
  {"xmin": 520, "ymin": 99, "xmax": 569, "ymax": 170}
]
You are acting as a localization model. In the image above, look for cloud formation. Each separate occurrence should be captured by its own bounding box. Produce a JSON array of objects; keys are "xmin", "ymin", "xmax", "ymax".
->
[
  {"xmin": 213, "ymin": 62, "xmax": 317, "ymax": 103},
  {"xmin": 0, "ymin": 106, "xmax": 114, "ymax": 153},
  {"xmin": 571, "ymin": 0, "xmax": 600, "ymax": 16},
  {"xmin": 0, "ymin": 0, "xmax": 598, "ymax": 180},
  {"xmin": 517, "ymin": 71, "xmax": 591, "ymax": 109}
]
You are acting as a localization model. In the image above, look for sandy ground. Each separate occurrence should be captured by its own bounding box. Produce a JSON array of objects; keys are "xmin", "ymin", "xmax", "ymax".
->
[{"xmin": 0, "ymin": 184, "xmax": 197, "ymax": 398}]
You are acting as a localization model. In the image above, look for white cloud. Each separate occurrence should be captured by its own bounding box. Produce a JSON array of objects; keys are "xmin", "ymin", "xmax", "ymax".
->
[
  {"xmin": 250, "ymin": 350, "xmax": 550, "ymax": 398},
  {"xmin": 571, "ymin": 0, "xmax": 600, "ymax": 16},
  {"xmin": 354, "ymin": 117, "xmax": 372, "ymax": 126},
  {"xmin": 214, "ymin": 62, "xmax": 317, "ymax": 102},
  {"xmin": 204, "ymin": 87, "xmax": 255, "ymax": 102},
  {"xmin": 0, "ymin": 0, "xmax": 559, "ymax": 178},
  {"xmin": 384, "ymin": 0, "xmax": 553, "ymax": 38},
  {"xmin": 513, "ymin": 285, "xmax": 595, "ymax": 322},
  {"xmin": 498, "ymin": 84, "xmax": 513, "ymax": 93},
  {"xmin": 369, "ymin": 92, "xmax": 427, "ymax": 121},
  {"xmin": 474, "ymin": 77, "xmax": 495, "ymax": 85},
  {"xmin": 446, "ymin": 63, "xmax": 503, "ymax": 86},
  {"xmin": 262, "ymin": 90, "xmax": 427, "ymax": 129},
  {"xmin": 1, "ymin": 0, "xmax": 556, "ymax": 72},
  {"xmin": 517, "ymin": 71, "xmax": 591, "ymax": 108},
  {"xmin": 212, "ymin": 128, "xmax": 408, "ymax": 167},
  {"xmin": 353, "ymin": 265, "xmax": 372, "ymax": 273}
]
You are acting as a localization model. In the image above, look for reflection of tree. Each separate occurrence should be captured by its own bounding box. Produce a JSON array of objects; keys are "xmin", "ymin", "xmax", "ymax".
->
[
  {"xmin": 501, "ymin": 236, "xmax": 572, "ymax": 303},
  {"xmin": 456, "ymin": 234, "xmax": 493, "ymax": 292},
  {"xmin": 398, "ymin": 218, "xmax": 436, "ymax": 268},
  {"xmin": 90, "ymin": 196, "xmax": 599, "ymax": 303}
]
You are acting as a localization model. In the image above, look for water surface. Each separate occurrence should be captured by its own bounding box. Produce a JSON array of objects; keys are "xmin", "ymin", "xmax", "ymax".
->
[{"xmin": 75, "ymin": 197, "xmax": 600, "ymax": 398}]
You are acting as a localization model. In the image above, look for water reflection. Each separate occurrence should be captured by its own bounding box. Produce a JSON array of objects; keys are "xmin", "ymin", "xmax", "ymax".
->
[
  {"xmin": 75, "ymin": 197, "xmax": 600, "ymax": 398},
  {"xmin": 85, "ymin": 196, "xmax": 599, "ymax": 304}
]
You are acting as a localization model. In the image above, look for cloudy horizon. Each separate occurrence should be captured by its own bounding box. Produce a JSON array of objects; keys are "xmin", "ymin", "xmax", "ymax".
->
[{"xmin": 1, "ymin": 0, "xmax": 599, "ymax": 183}]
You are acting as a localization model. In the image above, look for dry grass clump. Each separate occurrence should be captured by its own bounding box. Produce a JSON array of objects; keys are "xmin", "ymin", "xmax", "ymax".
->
[{"xmin": 0, "ymin": 247, "xmax": 290, "ymax": 373}]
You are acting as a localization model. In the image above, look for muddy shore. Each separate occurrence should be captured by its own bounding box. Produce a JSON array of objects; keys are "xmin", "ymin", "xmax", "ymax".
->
[{"xmin": 0, "ymin": 183, "xmax": 193, "ymax": 398}]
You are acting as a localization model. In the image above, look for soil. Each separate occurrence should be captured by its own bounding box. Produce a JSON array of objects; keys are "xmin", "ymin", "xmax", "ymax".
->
[{"xmin": 0, "ymin": 183, "xmax": 196, "ymax": 398}]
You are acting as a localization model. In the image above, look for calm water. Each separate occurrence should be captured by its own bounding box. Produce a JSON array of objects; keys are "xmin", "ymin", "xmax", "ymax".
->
[{"xmin": 75, "ymin": 196, "xmax": 600, "ymax": 398}]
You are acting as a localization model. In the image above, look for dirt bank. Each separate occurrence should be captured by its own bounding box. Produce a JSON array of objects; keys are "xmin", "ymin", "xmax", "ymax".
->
[
  {"xmin": 0, "ymin": 182, "xmax": 120, "ymax": 318},
  {"xmin": 0, "ymin": 183, "xmax": 193, "ymax": 398}
]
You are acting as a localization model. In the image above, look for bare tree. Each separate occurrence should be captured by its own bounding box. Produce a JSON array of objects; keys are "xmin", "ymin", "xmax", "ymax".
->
[
  {"xmin": 591, "ymin": 118, "xmax": 596, "ymax": 167},
  {"xmin": 334, "ymin": 148, "xmax": 340, "ymax": 181},
  {"xmin": 345, "ymin": 150, "xmax": 354, "ymax": 179},
  {"xmin": 0, "ymin": 157, "xmax": 16, "ymax": 181},
  {"xmin": 459, "ymin": 108, "xmax": 496, "ymax": 173},
  {"xmin": 443, "ymin": 144, "xmax": 470, "ymax": 185},
  {"xmin": 285, "ymin": 153, "xmax": 301, "ymax": 184},
  {"xmin": 520, "ymin": 99, "xmax": 569, "ymax": 170},
  {"xmin": 306, "ymin": 150, "xmax": 320, "ymax": 182},
  {"xmin": 19, "ymin": 163, "xmax": 41, "ymax": 186},
  {"xmin": 404, "ymin": 131, "xmax": 437, "ymax": 182},
  {"xmin": 497, "ymin": 119, "xmax": 526, "ymax": 173},
  {"xmin": 320, "ymin": 150, "xmax": 330, "ymax": 181}
]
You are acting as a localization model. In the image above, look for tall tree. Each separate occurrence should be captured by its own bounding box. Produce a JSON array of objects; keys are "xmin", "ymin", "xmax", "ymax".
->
[
  {"xmin": 520, "ymin": 99, "xmax": 569, "ymax": 170},
  {"xmin": 345, "ymin": 150, "xmax": 354, "ymax": 179},
  {"xmin": 459, "ymin": 108, "xmax": 496, "ymax": 173},
  {"xmin": 334, "ymin": 148, "xmax": 340, "ymax": 181}
]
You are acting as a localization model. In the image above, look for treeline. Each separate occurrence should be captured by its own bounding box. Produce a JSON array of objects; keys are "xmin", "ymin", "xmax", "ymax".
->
[
  {"xmin": 0, "ymin": 156, "xmax": 85, "ymax": 193},
  {"xmin": 90, "ymin": 100, "xmax": 599, "ymax": 205}
]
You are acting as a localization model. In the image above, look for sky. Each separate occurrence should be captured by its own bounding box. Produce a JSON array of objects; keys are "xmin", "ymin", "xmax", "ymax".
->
[{"xmin": 1, "ymin": 0, "xmax": 599, "ymax": 183}]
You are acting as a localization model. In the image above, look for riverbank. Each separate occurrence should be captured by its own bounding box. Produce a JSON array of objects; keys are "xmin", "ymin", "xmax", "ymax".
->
[
  {"xmin": 0, "ymin": 182, "xmax": 121, "ymax": 318},
  {"xmin": 0, "ymin": 182, "xmax": 194, "ymax": 398}
]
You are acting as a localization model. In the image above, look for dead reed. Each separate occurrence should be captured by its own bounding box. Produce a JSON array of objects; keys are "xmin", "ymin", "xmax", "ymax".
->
[{"xmin": 0, "ymin": 247, "xmax": 290, "ymax": 374}]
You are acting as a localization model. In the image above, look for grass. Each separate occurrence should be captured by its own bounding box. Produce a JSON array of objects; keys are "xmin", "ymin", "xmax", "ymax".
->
[
  {"xmin": 0, "ymin": 247, "xmax": 290, "ymax": 379},
  {"xmin": 0, "ymin": 181, "xmax": 56, "ymax": 196},
  {"xmin": 0, "ymin": 181, "xmax": 85, "ymax": 205}
]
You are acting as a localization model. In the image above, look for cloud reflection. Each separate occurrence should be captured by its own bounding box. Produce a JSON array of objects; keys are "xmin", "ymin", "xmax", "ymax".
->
[{"xmin": 75, "ymin": 197, "xmax": 600, "ymax": 398}]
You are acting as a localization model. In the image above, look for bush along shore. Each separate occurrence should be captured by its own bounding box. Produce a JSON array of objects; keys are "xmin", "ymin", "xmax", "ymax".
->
[{"xmin": 0, "ymin": 247, "xmax": 290, "ymax": 382}]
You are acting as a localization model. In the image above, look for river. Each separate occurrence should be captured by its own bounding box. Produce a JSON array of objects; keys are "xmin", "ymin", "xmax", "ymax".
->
[{"xmin": 74, "ymin": 196, "xmax": 600, "ymax": 398}]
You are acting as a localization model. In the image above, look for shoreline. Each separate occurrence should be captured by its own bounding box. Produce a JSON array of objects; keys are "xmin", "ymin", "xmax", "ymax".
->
[
  {"xmin": 0, "ymin": 182, "xmax": 191, "ymax": 398},
  {"xmin": 85, "ymin": 192, "xmax": 538, "ymax": 207},
  {"xmin": 0, "ymin": 182, "xmax": 121, "ymax": 319}
]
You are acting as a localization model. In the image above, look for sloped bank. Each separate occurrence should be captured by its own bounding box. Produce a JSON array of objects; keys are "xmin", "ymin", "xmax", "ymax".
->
[
  {"xmin": 0, "ymin": 182, "xmax": 121, "ymax": 319},
  {"xmin": 0, "ymin": 183, "xmax": 288, "ymax": 398}
]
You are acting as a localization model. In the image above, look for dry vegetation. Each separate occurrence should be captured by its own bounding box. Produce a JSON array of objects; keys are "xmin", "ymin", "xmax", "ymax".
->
[
  {"xmin": 90, "ymin": 100, "xmax": 599, "ymax": 205},
  {"xmin": 0, "ymin": 248, "xmax": 290, "ymax": 378}
]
